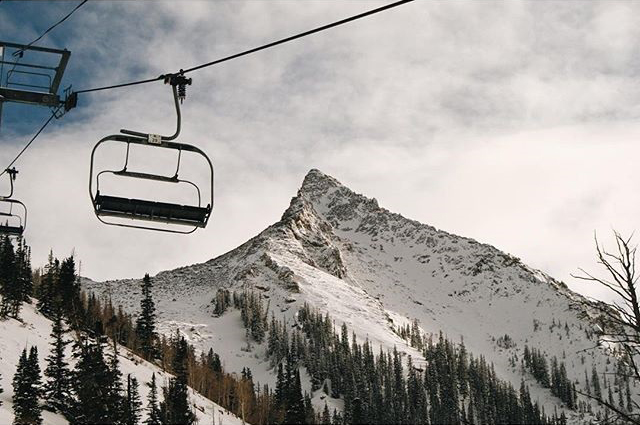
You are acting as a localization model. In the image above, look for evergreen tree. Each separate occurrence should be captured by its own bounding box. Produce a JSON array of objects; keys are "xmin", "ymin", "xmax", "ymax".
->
[
  {"xmin": 15, "ymin": 238, "xmax": 32, "ymax": 303},
  {"xmin": 321, "ymin": 402, "xmax": 331, "ymax": 425},
  {"xmin": 27, "ymin": 347, "xmax": 42, "ymax": 399},
  {"xmin": 43, "ymin": 309, "xmax": 73, "ymax": 414},
  {"xmin": 212, "ymin": 288, "xmax": 230, "ymax": 317},
  {"xmin": 284, "ymin": 368, "xmax": 305, "ymax": 424},
  {"xmin": 592, "ymin": 365, "xmax": 602, "ymax": 399},
  {"xmin": 123, "ymin": 374, "xmax": 142, "ymax": 425},
  {"xmin": 12, "ymin": 347, "xmax": 42, "ymax": 425},
  {"xmin": 36, "ymin": 252, "xmax": 58, "ymax": 317},
  {"xmin": 303, "ymin": 392, "xmax": 314, "ymax": 425},
  {"xmin": 206, "ymin": 348, "xmax": 222, "ymax": 374},
  {"xmin": 106, "ymin": 340, "xmax": 125, "ymax": 423},
  {"xmin": 58, "ymin": 256, "xmax": 80, "ymax": 319},
  {"xmin": 145, "ymin": 373, "xmax": 162, "ymax": 425},
  {"xmin": 0, "ymin": 236, "xmax": 22, "ymax": 318},
  {"xmin": 71, "ymin": 336, "xmax": 113, "ymax": 424},
  {"xmin": 135, "ymin": 274, "xmax": 157, "ymax": 359},
  {"xmin": 160, "ymin": 336, "xmax": 195, "ymax": 425}
]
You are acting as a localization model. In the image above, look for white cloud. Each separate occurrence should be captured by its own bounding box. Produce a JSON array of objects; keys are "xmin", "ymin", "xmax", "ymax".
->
[{"xmin": 1, "ymin": 1, "xmax": 639, "ymax": 306}]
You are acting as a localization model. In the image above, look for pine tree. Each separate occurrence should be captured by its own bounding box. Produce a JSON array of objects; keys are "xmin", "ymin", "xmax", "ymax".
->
[
  {"xmin": 36, "ymin": 252, "xmax": 57, "ymax": 317},
  {"xmin": 212, "ymin": 288, "xmax": 230, "ymax": 317},
  {"xmin": 392, "ymin": 346, "xmax": 407, "ymax": 424},
  {"xmin": 12, "ymin": 348, "xmax": 28, "ymax": 423},
  {"xmin": 206, "ymin": 348, "xmax": 222, "ymax": 374},
  {"xmin": 145, "ymin": 373, "xmax": 162, "ymax": 425},
  {"xmin": 275, "ymin": 363, "xmax": 286, "ymax": 410},
  {"xmin": 58, "ymin": 256, "xmax": 80, "ymax": 320},
  {"xmin": 303, "ymin": 392, "xmax": 314, "ymax": 425},
  {"xmin": 27, "ymin": 347, "xmax": 42, "ymax": 398},
  {"xmin": 72, "ymin": 336, "xmax": 113, "ymax": 424},
  {"xmin": 160, "ymin": 336, "xmax": 195, "ymax": 425},
  {"xmin": 123, "ymin": 374, "xmax": 142, "ymax": 425},
  {"xmin": 106, "ymin": 340, "xmax": 125, "ymax": 424},
  {"xmin": 0, "ymin": 236, "xmax": 22, "ymax": 318},
  {"xmin": 284, "ymin": 368, "xmax": 306, "ymax": 424},
  {"xmin": 43, "ymin": 309, "xmax": 72, "ymax": 414},
  {"xmin": 12, "ymin": 347, "xmax": 43, "ymax": 425},
  {"xmin": 321, "ymin": 402, "xmax": 331, "ymax": 425},
  {"xmin": 135, "ymin": 274, "xmax": 157, "ymax": 360},
  {"xmin": 592, "ymin": 365, "xmax": 602, "ymax": 399},
  {"xmin": 15, "ymin": 238, "xmax": 32, "ymax": 303}
]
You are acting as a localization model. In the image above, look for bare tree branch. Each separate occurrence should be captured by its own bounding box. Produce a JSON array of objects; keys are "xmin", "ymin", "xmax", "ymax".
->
[
  {"xmin": 575, "ymin": 389, "xmax": 640, "ymax": 425},
  {"xmin": 574, "ymin": 231, "xmax": 640, "ymax": 422}
]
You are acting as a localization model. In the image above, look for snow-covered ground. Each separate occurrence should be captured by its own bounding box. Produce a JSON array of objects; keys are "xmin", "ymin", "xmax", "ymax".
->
[
  {"xmin": 0, "ymin": 302, "xmax": 243, "ymax": 425},
  {"xmin": 84, "ymin": 169, "xmax": 630, "ymax": 423}
]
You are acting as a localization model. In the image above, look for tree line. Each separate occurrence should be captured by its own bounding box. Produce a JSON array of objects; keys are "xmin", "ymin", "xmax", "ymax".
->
[
  {"xmin": 0, "ymin": 240, "xmax": 203, "ymax": 424},
  {"xmin": 229, "ymin": 288, "xmax": 571, "ymax": 425},
  {"xmin": 1, "ymin": 232, "xmax": 635, "ymax": 424}
]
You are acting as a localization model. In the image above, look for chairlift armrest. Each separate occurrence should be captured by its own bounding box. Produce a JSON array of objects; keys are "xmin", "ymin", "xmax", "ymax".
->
[{"xmin": 113, "ymin": 170, "xmax": 178, "ymax": 183}]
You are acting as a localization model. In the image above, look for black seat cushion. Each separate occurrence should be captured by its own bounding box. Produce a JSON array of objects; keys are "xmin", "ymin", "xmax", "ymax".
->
[
  {"xmin": 0, "ymin": 225, "xmax": 24, "ymax": 236},
  {"xmin": 95, "ymin": 194, "xmax": 210, "ymax": 226}
]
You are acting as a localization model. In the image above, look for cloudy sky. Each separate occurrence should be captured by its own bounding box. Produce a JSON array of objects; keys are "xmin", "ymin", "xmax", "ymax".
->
[{"xmin": 1, "ymin": 1, "xmax": 639, "ymax": 302}]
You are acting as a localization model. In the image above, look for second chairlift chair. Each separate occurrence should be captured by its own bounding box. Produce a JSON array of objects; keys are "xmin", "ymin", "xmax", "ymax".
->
[
  {"xmin": 89, "ymin": 73, "xmax": 214, "ymax": 234},
  {"xmin": 0, "ymin": 167, "xmax": 27, "ymax": 237}
]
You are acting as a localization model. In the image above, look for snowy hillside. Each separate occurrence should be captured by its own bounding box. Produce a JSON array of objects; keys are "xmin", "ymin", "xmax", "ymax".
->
[
  {"xmin": 84, "ymin": 169, "xmax": 631, "ymax": 422},
  {"xmin": 0, "ymin": 301, "xmax": 243, "ymax": 425}
]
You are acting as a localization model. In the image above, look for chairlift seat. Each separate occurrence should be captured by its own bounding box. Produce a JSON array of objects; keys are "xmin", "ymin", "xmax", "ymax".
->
[
  {"xmin": 94, "ymin": 193, "xmax": 210, "ymax": 227},
  {"xmin": 0, "ymin": 224, "xmax": 23, "ymax": 236}
]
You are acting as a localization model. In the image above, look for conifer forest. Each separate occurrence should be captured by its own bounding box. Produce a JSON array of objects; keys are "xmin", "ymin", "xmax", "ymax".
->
[{"xmin": 0, "ymin": 235, "xmax": 631, "ymax": 424}]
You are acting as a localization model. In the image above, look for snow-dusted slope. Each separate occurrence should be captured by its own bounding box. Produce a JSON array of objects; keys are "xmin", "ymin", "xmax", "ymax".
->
[
  {"xmin": 0, "ymin": 302, "xmax": 242, "ymax": 425},
  {"xmin": 84, "ymin": 169, "xmax": 625, "ymax": 422}
]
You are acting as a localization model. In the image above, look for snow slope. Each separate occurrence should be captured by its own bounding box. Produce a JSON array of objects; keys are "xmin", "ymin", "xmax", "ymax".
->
[
  {"xmin": 0, "ymin": 301, "xmax": 243, "ymax": 425},
  {"xmin": 84, "ymin": 169, "xmax": 629, "ymax": 423}
]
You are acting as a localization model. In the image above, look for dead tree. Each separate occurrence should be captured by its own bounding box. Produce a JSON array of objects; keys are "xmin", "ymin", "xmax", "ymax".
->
[{"xmin": 573, "ymin": 231, "xmax": 640, "ymax": 424}]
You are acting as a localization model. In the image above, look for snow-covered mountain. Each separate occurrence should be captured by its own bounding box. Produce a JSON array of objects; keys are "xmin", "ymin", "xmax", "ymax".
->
[
  {"xmin": 0, "ymin": 302, "xmax": 243, "ymax": 425},
  {"xmin": 84, "ymin": 169, "xmax": 625, "ymax": 422}
]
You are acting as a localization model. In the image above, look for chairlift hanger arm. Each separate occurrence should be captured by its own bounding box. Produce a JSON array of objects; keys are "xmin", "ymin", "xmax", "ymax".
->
[
  {"xmin": 1, "ymin": 174, "xmax": 14, "ymax": 199},
  {"xmin": 1, "ymin": 168, "xmax": 18, "ymax": 199},
  {"xmin": 121, "ymin": 82, "xmax": 182, "ymax": 141}
]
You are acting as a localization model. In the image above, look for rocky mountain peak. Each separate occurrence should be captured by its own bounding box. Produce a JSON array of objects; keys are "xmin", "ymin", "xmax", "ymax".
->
[
  {"xmin": 290, "ymin": 169, "xmax": 380, "ymax": 228},
  {"xmin": 298, "ymin": 169, "xmax": 344, "ymax": 200}
]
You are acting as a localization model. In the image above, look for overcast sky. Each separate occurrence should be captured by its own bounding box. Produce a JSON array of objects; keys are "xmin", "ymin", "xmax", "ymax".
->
[{"xmin": 1, "ymin": 1, "xmax": 639, "ymax": 303}]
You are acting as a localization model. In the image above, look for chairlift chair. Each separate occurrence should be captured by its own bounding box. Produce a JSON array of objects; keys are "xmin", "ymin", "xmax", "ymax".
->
[
  {"xmin": 0, "ymin": 168, "xmax": 27, "ymax": 237},
  {"xmin": 89, "ymin": 75, "xmax": 214, "ymax": 234},
  {"xmin": 0, "ymin": 199, "xmax": 27, "ymax": 237},
  {"xmin": 0, "ymin": 41, "xmax": 75, "ymax": 128}
]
